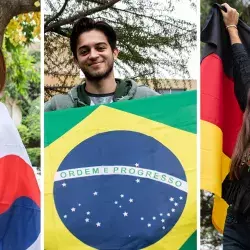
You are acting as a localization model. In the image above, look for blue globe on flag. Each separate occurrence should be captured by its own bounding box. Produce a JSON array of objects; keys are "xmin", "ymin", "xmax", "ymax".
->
[{"xmin": 53, "ymin": 131, "xmax": 187, "ymax": 249}]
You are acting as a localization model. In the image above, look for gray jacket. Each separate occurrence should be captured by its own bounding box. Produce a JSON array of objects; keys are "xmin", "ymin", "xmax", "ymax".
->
[{"xmin": 45, "ymin": 79, "xmax": 159, "ymax": 111}]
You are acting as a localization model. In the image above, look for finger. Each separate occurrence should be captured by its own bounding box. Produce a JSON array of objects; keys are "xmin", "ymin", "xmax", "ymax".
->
[
  {"xmin": 220, "ymin": 9, "xmax": 227, "ymax": 17},
  {"xmin": 221, "ymin": 3, "xmax": 231, "ymax": 11},
  {"xmin": 230, "ymin": 8, "xmax": 237, "ymax": 13}
]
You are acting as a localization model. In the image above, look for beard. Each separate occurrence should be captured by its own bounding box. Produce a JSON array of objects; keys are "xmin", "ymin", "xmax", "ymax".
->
[{"xmin": 82, "ymin": 60, "xmax": 114, "ymax": 81}]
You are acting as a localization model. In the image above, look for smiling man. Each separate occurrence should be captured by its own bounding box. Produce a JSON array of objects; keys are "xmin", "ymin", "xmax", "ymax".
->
[{"xmin": 45, "ymin": 18, "xmax": 159, "ymax": 111}]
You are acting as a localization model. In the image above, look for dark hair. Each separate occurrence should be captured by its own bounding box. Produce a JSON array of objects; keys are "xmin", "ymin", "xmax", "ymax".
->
[
  {"xmin": 70, "ymin": 17, "xmax": 117, "ymax": 59},
  {"xmin": 230, "ymin": 90, "xmax": 250, "ymax": 180},
  {"xmin": 0, "ymin": 49, "xmax": 6, "ymax": 93}
]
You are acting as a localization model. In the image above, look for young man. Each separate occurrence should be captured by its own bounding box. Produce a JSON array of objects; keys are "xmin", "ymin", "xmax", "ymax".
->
[{"xmin": 45, "ymin": 18, "xmax": 159, "ymax": 111}]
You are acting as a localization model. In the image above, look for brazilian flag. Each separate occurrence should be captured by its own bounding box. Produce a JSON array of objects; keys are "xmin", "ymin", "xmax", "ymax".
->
[{"xmin": 44, "ymin": 91, "xmax": 197, "ymax": 250}]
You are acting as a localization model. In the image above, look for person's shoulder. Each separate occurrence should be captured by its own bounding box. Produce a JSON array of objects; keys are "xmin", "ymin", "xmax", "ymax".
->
[
  {"xmin": 44, "ymin": 87, "xmax": 77, "ymax": 112},
  {"xmin": 134, "ymin": 84, "xmax": 160, "ymax": 98}
]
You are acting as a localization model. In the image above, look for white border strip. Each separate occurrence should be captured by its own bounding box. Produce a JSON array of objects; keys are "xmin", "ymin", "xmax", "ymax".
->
[{"xmin": 55, "ymin": 166, "xmax": 188, "ymax": 192}]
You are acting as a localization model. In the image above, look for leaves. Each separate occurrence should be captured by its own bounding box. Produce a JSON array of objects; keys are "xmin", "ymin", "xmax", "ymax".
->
[
  {"xmin": 34, "ymin": 1, "xmax": 40, "ymax": 7},
  {"xmin": 5, "ymin": 12, "xmax": 40, "ymax": 47}
]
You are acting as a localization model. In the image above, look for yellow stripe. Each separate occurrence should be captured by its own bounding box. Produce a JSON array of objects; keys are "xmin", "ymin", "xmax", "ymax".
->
[
  {"xmin": 201, "ymin": 120, "xmax": 231, "ymax": 196},
  {"xmin": 212, "ymin": 196, "xmax": 228, "ymax": 234},
  {"xmin": 45, "ymin": 106, "xmax": 196, "ymax": 249},
  {"xmin": 201, "ymin": 120, "xmax": 231, "ymax": 232}
]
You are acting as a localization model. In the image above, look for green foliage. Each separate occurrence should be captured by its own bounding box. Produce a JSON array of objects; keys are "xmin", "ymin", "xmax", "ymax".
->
[
  {"xmin": 18, "ymin": 124, "xmax": 30, "ymax": 145},
  {"xmin": 200, "ymin": 191, "xmax": 222, "ymax": 248},
  {"xmin": 27, "ymin": 148, "xmax": 40, "ymax": 168},
  {"xmin": 23, "ymin": 97, "xmax": 40, "ymax": 147},
  {"xmin": 18, "ymin": 97, "xmax": 40, "ymax": 167},
  {"xmin": 5, "ymin": 12, "xmax": 40, "ymax": 47},
  {"xmin": 2, "ymin": 43, "xmax": 40, "ymax": 114}
]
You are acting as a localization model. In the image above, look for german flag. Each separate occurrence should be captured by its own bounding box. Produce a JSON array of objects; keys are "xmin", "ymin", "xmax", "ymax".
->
[{"xmin": 201, "ymin": 4, "xmax": 250, "ymax": 232}]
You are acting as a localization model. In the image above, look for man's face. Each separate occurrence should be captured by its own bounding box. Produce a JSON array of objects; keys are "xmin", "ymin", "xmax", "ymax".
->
[{"xmin": 75, "ymin": 30, "xmax": 118, "ymax": 81}]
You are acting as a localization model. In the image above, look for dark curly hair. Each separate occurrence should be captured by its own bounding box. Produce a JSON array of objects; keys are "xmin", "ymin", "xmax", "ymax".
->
[{"xmin": 70, "ymin": 17, "xmax": 117, "ymax": 59}]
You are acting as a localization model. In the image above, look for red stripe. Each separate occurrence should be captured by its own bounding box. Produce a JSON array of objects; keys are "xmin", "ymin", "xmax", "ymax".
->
[
  {"xmin": 0, "ymin": 155, "xmax": 40, "ymax": 214},
  {"xmin": 201, "ymin": 53, "xmax": 243, "ymax": 157}
]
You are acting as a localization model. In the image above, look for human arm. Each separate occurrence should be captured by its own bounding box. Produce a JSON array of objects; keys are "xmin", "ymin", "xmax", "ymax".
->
[{"xmin": 221, "ymin": 3, "xmax": 250, "ymax": 111}]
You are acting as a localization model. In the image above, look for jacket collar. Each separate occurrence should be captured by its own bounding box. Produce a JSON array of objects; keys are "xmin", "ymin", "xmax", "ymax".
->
[{"xmin": 68, "ymin": 78, "xmax": 137, "ymax": 107}]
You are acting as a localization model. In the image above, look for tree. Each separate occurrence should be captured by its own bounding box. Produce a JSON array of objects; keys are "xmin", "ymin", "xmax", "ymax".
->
[
  {"xmin": 0, "ymin": 0, "xmax": 40, "ymax": 46},
  {"xmin": 44, "ymin": 0, "xmax": 197, "ymax": 98}
]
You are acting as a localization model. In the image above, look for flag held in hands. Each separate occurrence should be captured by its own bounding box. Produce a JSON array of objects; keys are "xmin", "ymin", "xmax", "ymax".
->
[
  {"xmin": 0, "ymin": 103, "xmax": 40, "ymax": 250},
  {"xmin": 45, "ymin": 92, "xmax": 197, "ymax": 250},
  {"xmin": 201, "ymin": 4, "xmax": 250, "ymax": 232}
]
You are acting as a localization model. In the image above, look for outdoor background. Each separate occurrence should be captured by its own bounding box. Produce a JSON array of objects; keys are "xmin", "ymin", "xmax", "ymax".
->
[
  {"xmin": 0, "ymin": 0, "xmax": 41, "ymax": 177},
  {"xmin": 44, "ymin": 0, "xmax": 197, "ymax": 101},
  {"xmin": 200, "ymin": 0, "xmax": 250, "ymax": 249}
]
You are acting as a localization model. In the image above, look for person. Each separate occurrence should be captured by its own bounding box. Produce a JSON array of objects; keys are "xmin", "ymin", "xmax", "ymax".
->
[
  {"xmin": 44, "ymin": 18, "xmax": 159, "ymax": 111},
  {"xmin": 220, "ymin": 3, "xmax": 250, "ymax": 249},
  {"xmin": 0, "ymin": 49, "xmax": 5, "ymax": 93},
  {"xmin": 0, "ymin": 49, "xmax": 41, "ymax": 249},
  {"xmin": 221, "ymin": 3, "xmax": 250, "ymax": 111}
]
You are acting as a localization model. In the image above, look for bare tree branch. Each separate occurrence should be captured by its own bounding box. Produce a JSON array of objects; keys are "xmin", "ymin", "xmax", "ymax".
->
[
  {"xmin": 45, "ymin": 0, "xmax": 121, "ymax": 33},
  {"xmin": 45, "ymin": 0, "xmax": 69, "ymax": 27},
  {"xmin": 111, "ymin": 7, "xmax": 195, "ymax": 32}
]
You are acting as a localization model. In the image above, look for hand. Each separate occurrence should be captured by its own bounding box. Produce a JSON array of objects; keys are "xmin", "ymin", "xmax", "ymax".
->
[{"xmin": 221, "ymin": 3, "xmax": 239, "ymax": 27}]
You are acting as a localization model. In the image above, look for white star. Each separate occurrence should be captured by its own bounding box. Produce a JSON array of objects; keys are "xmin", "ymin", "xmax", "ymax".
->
[
  {"xmin": 119, "ymin": 205, "xmax": 122, "ymax": 208},
  {"xmin": 62, "ymin": 183, "xmax": 66, "ymax": 187},
  {"xmin": 136, "ymin": 179, "xmax": 140, "ymax": 183},
  {"xmin": 162, "ymin": 226, "xmax": 165, "ymax": 230},
  {"xmin": 64, "ymin": 215, "xmax": 67, "ymax": 218},
  {"xmin": 152, "ymin": 216, "xmax": 156, "ymax": 220},
  {"xmin": 71, "ymin": 207, "xmax": 76, "ymax": 212},
  {"xmin": 85, "ymin": 218, "xmax": 89, "ymax": 223},
  {"xmin": 135, "ymin": 163, "xmax": 139, "ymax": 167},
  {"xmin": 93, "ymin": 191, "xmax": 98, "ymax": 196},
  {"xmin": 123, "ymin": 212, "xmax": 128, "ymax": 217},
  {"xmin": 86, "ymin": 211, "xmax": 90, "ymax": 215},
  {"xmin": 129, "ymin": 199, "xmax": 133, "ymax": 203},
  {"xmin": 120, "ymin": 194, "xmax": 124, "ymax": 198},
  {"xmin": 161, "ymin": 219, "xmax": 165, "ymax": 223},
  {"xmin": 169, "ymin": 197, "xmax": 174, "ymax": 202},
  {"xmin": 147, "ymin": 223, "xmax": 151, "ymax": 227},
  {"xmin": 160, "ymin": 213, "xmax": 163, "ymax": 216},
  {"xmin": 167, "ymin": 213, "xmax": 171, "ymax": 216},
  {"xmin": 174, "ymin": 202, "xmax": 178, "ymax": 206},
  {"xmin": 114, "ymin": 201, "xmax": 118, "ymax": 204},
  {"xmin": 78, "ymin": 203, "xmax": 81, "ymax": 206},
  {"xmin": 179, "ymin": 196, "xmax": 183, "ymax": 200},
  {"xmin": 141, "ymin": 217, "xmax": 144, "ymax": 221},
  {"xmin": 172, "ymin": 208, "xmax": 175, "ymax": 212},
  {"xmin": 96, "ymin": 222, "xmax": 101, "ymax": 227}
]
